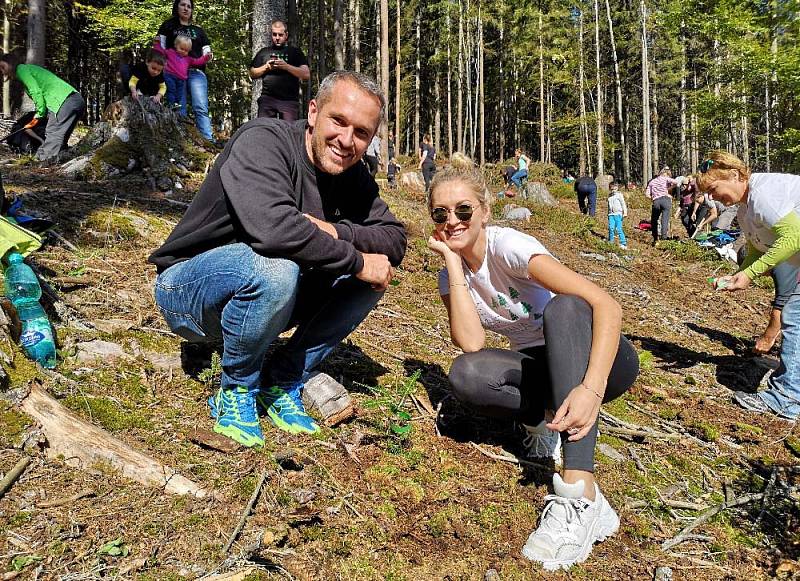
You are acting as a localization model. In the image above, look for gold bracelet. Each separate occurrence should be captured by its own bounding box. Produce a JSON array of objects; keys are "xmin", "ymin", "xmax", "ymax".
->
[
  {"xmin": 581, "ymin": 383, "xmax": 603, "ymax": 399},
  {"xmin": 449, "ymin": 282, "xmax": 468, "ymax": 287}
]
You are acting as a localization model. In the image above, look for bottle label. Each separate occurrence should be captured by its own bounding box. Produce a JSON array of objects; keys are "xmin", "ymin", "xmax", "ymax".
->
[{"xmin": 20, "ymin": 329, "xmax": 45, "ymax": 347}]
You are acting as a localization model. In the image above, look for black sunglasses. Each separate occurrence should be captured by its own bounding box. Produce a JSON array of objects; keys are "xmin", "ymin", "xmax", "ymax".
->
[
  {"xmin": 699, "ymin": 159, "xmax": 714, "ymax": 173},
  {"xmin": 431, "ymin": 204, "xmax": 475, "ymax": 224}
]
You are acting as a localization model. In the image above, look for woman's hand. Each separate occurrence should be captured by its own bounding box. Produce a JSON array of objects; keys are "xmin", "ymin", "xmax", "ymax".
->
[
  {"xmin": 427, "ymin": 231, "xmax": 454, "ymax": 258},
  {"xmin": 546, "ymin": 384, "xmax": 603, "ymax": 442},
  {"xmin": 716, "ymin": 271, "xmax": 751, "ymax": 291}
]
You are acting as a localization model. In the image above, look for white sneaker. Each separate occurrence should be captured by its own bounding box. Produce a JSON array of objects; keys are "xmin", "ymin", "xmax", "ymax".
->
[
  {"xmin": 521, "ymin": 474, "xmax": 620, "ymax": 571},
  {"xmin": 521, "ymin": 420, "xmax": 562, "ymax": 464},
  {"xmin": 620, "ymin": 244, "xmax": 627, "ymax": 250}
]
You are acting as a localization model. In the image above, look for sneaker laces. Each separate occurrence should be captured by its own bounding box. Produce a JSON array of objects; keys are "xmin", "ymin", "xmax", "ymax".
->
[
  {"xmin": 538, "ymin": 494, "xmax": 592, "ymax": 538},
  {"xmin": 522, "ymin": 424, "xmax": 561, "ymax": 460},
  {"xmin": 225, "ymin": 388, "xmax": 258, "ymax": 423}
]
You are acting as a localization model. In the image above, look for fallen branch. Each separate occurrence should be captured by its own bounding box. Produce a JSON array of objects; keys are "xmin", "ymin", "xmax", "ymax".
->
[
  {"xmin": 37, "ymin": 488, "xmax": 96, "ymax": 508},
  {"xmin": 629, "ymin": 446, "xmax": 647, "ymax": 473},
  {"xmin": 0, "ymin": 455, "xmax": 31, "ymax": 500},
  {"xmin": 20, "ymin": 383, "xmax": 206, "ymax": 497},
  {"xmin": 223, "ymin": 468, "xmax": 270, "ymax": 553},
  {"xmin": 661, "ymin": 486, "xmax": 799, "ymax": 551},
  {"xmin": 599, "ymin": 425, "xmax": 683, "ymax": 441},
  {"xmin": 469, "ymin": 442, "xmax": 548, "ymax": 469}
]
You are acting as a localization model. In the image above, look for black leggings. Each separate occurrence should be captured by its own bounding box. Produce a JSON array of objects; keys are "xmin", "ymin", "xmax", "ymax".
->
[{"xmin": 448, "ymin": 295, "xmax": 639, "ymax": 472}]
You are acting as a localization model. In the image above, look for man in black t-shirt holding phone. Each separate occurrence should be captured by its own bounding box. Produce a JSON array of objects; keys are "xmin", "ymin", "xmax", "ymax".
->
[{"xmin": 249, "ymin": 20, "xmax": 310, "ymax": 122}]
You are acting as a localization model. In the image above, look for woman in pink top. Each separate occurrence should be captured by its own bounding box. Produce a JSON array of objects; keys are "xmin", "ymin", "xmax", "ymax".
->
[
  {"xmin": 152, "ymin": 34, "xmax": 211, "ymax": 116},
  {"xmin": 645, "ymin": 166, "xmax": 678, "ymax": 245}
]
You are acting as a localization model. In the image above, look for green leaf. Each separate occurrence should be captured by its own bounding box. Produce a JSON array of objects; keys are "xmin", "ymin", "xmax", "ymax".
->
[
  {"xmin": 396, "ymin": 410, "xmax": 412, "ymax": 421},
  {"xmin": 98, "ymin": 538, "xmax": 129, "ymax": 557},
  {"xmin": 390, "ymin": 424, "xmax": 412, "ymax": 436},
  {"xmin": 12, "ymin": 555, "xmax": 41, "ymax": 571}
]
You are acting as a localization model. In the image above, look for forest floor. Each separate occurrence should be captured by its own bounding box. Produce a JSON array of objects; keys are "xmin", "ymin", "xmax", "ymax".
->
[{"xmin": 0, "ymin": 153, "xmax": 798, "ymax": 581}]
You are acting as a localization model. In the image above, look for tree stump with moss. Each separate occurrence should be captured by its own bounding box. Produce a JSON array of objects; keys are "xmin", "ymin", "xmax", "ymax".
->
[{"xmin": 60, "ymin": 97, "xmax": 216, "ymax": 190}]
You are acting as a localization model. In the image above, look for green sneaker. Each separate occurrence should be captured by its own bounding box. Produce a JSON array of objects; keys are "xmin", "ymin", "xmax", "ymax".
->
[
  {"xmin": 257, "ymin": 385, "xmax": 320, "ymax": 435},
  {"xmin": 212, "ymin": 386, "xmax": 265, "ymax": 447}
]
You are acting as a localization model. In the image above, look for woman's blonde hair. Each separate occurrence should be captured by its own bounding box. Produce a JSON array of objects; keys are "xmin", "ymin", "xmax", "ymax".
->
[
  {"xmin": 428, "ymin": 153, "xmax": 492, "ymax": 211},
  {"xmin": 697, "ymin": 150, "xmax": 751, "ymax": 192}
]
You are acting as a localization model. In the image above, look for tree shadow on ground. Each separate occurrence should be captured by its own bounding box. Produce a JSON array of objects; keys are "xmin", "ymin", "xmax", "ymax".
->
[
  {"xmin": 729, "ymin": 457, "xmax": 800, "ymax": 564},
  {"xmin": 628, "ymin": 332, "xmax": 775, "ymax": 393},
  {"xmin": 403, "ymin": 357, "xmax": 554, "ymax": 487}
]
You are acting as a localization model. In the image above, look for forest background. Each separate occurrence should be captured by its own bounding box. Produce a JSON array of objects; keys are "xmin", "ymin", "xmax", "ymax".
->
[{"xmin": 3, "ymin": 0, "xmax": 800, "ymax": 183}]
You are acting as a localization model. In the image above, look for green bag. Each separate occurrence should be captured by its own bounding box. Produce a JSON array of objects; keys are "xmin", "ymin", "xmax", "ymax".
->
[{"xmin": 0, "ymin": 215, "xmax": 42, "ymax": 259}]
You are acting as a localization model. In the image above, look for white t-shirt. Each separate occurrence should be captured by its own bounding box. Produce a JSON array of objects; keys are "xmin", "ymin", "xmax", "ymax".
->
[
  {"xmin": 738, "ymin": 173, "xmax": 800, "ymax": 268},
  {"xmin": 438, "ymin": 226, "xmax": 555, "ymax": 350}
]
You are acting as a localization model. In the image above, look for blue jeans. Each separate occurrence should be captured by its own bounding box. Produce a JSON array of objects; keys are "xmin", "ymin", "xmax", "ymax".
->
[
  {"xmin": 188, "ymin": 69, "xmax": 212, "ymax": 140},
  {"xmin": 154, "ymin": 243, "xmax": 383, "ymax": 391},
  {"xmin": 511, "ymin": 169, "xmax": 528, "ymax": 188},
  {"xmin": 771, "ymin": 261, "xmax": 800, "ymax": 310},
  {"xmin": 608, "ymin": 214, "xmax": 626, "ymax": 245},
  {"xmin": 761, "ymin": 277, "xmax": 800, "ymax": 419},
  {"xmin": 576, "ymin": 185, "xmax": 597, "ymax": 217},
  {"xmin": 164, "ymin": 73, "xmax": 187, "ymax": 116}
]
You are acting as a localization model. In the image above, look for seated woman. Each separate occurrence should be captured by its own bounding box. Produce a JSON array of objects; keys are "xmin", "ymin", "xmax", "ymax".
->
[{"xmin": 426, "ymin": 158, "xmax": 639, "ymax": 571}]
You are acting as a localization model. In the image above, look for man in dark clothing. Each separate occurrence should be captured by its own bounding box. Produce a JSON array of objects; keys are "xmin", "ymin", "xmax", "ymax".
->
[
  {"xmin": 249, "ymin": 20, "xmax": 310, "ymax": 122},
  {"xmin": 574, "ymin": 175, "xmax": 597, "ymax": 217},
  {"xmin": 149, "ymin": 71, "xmax": 406, "ymax": 448}
]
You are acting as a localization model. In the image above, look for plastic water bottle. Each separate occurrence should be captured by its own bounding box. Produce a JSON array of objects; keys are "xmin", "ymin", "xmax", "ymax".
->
[{"xmin": 3, "ymin": 252, "xmax": 56, "ymax": 368}]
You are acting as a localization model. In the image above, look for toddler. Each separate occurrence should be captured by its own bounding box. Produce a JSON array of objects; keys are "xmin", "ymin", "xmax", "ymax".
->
[
  {"xmin": 607, "ymin": 182, "xmax": 628, "ymax": 249},
  {"xmin": 152, "ymin": 34, "xmax": 211, "ymax": 115}
]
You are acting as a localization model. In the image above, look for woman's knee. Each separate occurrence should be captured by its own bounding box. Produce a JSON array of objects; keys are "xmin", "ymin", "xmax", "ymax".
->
[
  {"xmin": 448, "ymin": 353, "xmax": 489, "ymax": 404},
  {"xmin": 543, "ymin": 294, "xmax": 591, "ymax": 327}
]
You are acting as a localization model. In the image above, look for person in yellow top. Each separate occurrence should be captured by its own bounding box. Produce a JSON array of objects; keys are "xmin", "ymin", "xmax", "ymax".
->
[
  {"xmin": 0, "ymin": 54, "xmax": 85, "ymax": 162},
  {"xmin": 128, "ymin": 50, "xmax": 167, "ymax": 103}
]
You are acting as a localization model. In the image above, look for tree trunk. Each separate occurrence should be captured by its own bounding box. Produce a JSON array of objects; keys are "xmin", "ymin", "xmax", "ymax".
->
[
  {"xmin": 250, "ymin": 0, "xmax": 286, "ymax": 119},
  {"xmin": 478, "ymin": 5, "xmax": 484, "ymax": 165},
  {"xmin": 3, "ymin": 0, "xmax": 11, "ymax": 117},
  {"xmin": 578, "ymin": 12, "xmax": 590, "ymax": 176},
  {"xmin": 395, "ymin": 0, "xmax": 401, "ymax": 154},
  {"xmin": 457, "ymin": 2, "xmax": 464, "ymax": 152},
  {"xmin": 594, "ymin": 0, "xmax": 604, "ymax": 177},
  {"xmin": 680, "ymin": 32, "xmax": 687, "ymax": 175},
  {"xmin": 380, "ymin": 0, "xmax": 389, "ymax": 169},
  {"xmin": 353, "ymin": 0, "xmax": 361, "ymax": 72},
  {"xmin": 538, "ymin": 11, "xmax": 545, "ymax": 161},
  {"xmin": 414, "ymin": 10, "xmax": 420, "ymax": 156},
  {"xmin": 498, "ymin": 8, "xmax": 504, "ymax": 160},
  {"xmin": 318, "ymin": 0, "xmax": 327, "ymax": 80},
  {"xmin": 434, "ymin": 66, "xmax": 441, "ymax": 153},
  {"xmin": 447, "ymin": 7, "xmax": 453, "ymax": 157},
  {"xmin": 546, "ymin": 82, "xmax": 553, "ymax": 162},
  {"xmin": 652, "ymin": 82, "xmax": 659, "ymax": 175},
  {"xmin": 605, "ymin": 0, "xmax": 628, "ymax": 182},
  {"xmin": 640, "ymin": 0, "xmax": 651, "ymax": 184},
  {"xmin": 334, "ymin": 0, "xmax": 345, "ymax": 70},
  {"xmin": 26, "ymin": 0, "xmax": 45, "ymax": 66}
]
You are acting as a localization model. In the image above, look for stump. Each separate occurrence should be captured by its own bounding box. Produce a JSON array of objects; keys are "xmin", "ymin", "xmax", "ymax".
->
[
  {"xmin": 521, "ymin": 182, "xmax": 557, "ymax": 206},
  {"xmin": 302, "ymin": 372, "xmax": 354, "ymax": 427},
  {"xmin": 61, "ymin": 97, "xmax": 215, "ymax": 189}
]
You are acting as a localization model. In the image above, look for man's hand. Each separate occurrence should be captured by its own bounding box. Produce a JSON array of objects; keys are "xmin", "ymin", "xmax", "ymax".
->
[
  {"xmin": 716, "ymin": 271, "xmax": 751, "ymax": 291},
  {"xmin": 130, "ymin": 90, "xmax": 139, "ymax": 101},
  {"xmin": 24, "ymin": 118, "xmax": 39, "ymax": 129},
  {"xmin": 152, "ymin": 94, "xmax": 162, "ymax": 104},
  {"xmin": 270, "ymin": 57, "xmax": 287, "ymax": 70},
  {"xmin": 357, "ymin": 253, "xmax": 393, "ymax": 291},
  {"xmin": 304, "ymin": 214, "xmax": 338, "ymax": 239}
]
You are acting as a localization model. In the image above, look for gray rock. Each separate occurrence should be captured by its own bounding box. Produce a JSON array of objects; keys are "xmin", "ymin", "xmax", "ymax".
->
[
  {"xmin": 501, "ymin": 204, "xmax": 532, "ymax": 221},
  {"xmin": 142, "ymin": 350, "xmax": 182, "ymax": 372},
  {"xmin": 521, "ymin": 182, "xmax": 556, "ymax": 206},
  {"xmin": 59, "ymin": 155, "xmax": 92, "ymax": 179},
  {"xmin": 156, "ymin": 176, "xmax": 173, "ymax": 191},
  {"xmin": 92, "ymin": 318, "xmax": 134, "ymax": 335},
  {"xmin": 654, "ymin": 566, "xmax": 673, "ymax": 581},
  {"xmin": 75, "ymin": 339, "xmax": 128, "ymax": 363},
  {"xmin": 485, "ymin": 569, "xmax": 501, "ymax": 581},
  {"xmin": 597, "ymin": 442, "xmax": 625, "ymax": 462}
]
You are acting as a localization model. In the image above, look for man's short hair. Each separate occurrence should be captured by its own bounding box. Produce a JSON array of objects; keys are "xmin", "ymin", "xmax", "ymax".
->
[
  {"xmin": 315, "ymin": 71, "xmax": 386, "ymax": 122},
  {"xmin": 271, "ymin": 19, "xmax": 287, "ymax": 31}
]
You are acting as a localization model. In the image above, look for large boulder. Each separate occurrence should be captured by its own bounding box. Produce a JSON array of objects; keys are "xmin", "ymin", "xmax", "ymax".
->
[
  {"xmin": 520, "ymin": 182, "xmax": 556, "ymax": 206},
  {"xmin": 398, "ymin": 171, "xmax": 426, "ymax": 193}
]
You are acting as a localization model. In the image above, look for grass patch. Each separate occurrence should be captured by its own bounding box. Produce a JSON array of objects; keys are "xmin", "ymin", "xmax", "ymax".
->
[
  {"xmin": 657, "ymin": 239, "xmax": 722, "ymax": 263},
  {"xmin": 689, "ymin": 420, "xmax": 721, "ymax": 442},
  {"xmin": 63, "ymin": 394, "xmax": 152, "ymax": 432},
  {"xmin": 0, "ymin": 403, "xmax": 31, "ymax": 448}
]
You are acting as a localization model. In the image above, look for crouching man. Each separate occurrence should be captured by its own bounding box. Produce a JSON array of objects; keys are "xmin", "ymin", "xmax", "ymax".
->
[{"xmin": 149, "ymin": 71, "xmax": 406, "ymax": 447}]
